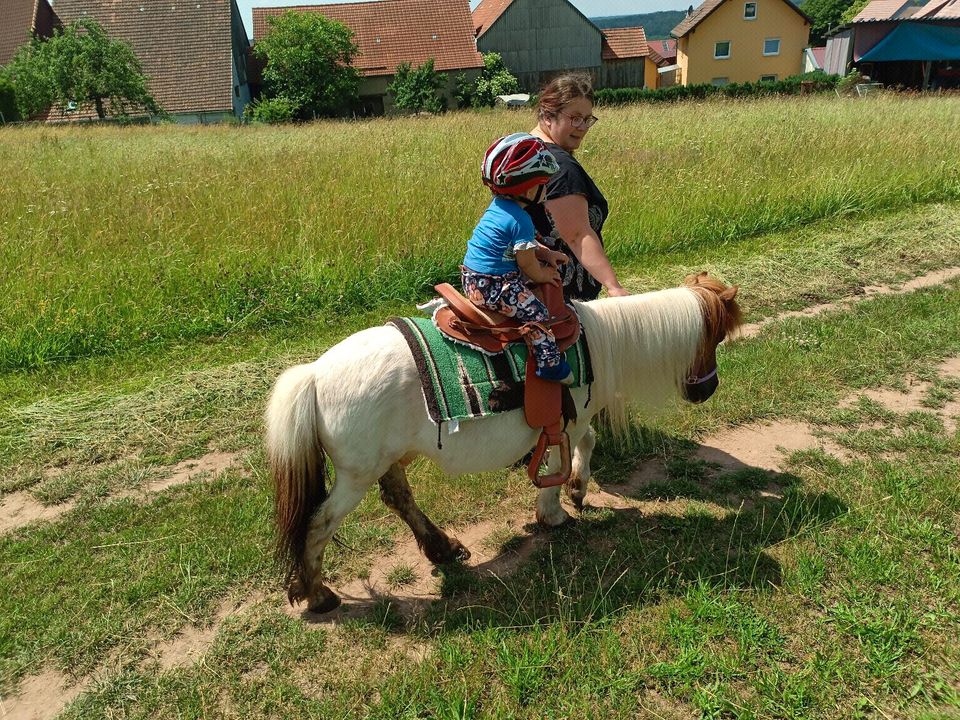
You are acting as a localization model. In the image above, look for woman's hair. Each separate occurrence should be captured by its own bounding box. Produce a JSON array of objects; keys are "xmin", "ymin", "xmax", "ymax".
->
[{"xmin": 536, "ymin": 73, "xmax": 594, "ymax": 120}]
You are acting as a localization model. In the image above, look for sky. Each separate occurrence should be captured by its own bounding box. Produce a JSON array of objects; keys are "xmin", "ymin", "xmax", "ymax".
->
[{"xmin": 235, "ymin": 0, "xmax": 692, "ymax": 40}]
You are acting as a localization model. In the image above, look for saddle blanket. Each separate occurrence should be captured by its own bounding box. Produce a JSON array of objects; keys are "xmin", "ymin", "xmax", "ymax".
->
[{"xmin": 387, "ymin": 315, "xmax": 593, "ymax": 425}]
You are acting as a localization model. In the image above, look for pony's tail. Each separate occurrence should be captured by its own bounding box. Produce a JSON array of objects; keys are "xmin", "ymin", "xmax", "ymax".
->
[{"xmin": 265, "ymin": 362, "xmax": 328, "ymax": 604}]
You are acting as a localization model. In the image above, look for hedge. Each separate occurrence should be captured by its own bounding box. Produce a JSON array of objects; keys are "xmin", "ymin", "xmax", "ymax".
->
[
  {"xmin": 595, "ymin": 71, "xmax": 839, "ymax": 105},
  {"xmin": 0, "ymin": 75, "xmax": 19, "ymax": 123}
]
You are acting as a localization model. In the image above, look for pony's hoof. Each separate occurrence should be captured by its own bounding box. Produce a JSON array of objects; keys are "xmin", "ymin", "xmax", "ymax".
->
[
  {"xmin": 536, "ymin": 506, "xmax": 572, "ymax": 528},
  {"xmin": 307, "ymin": 586, "xmax": 342, "ymax": 614},
  {"xmin": 427, "ymin": 536, "xmax": 471, "ymax": 564},
  {"xmin": 450, "ymin": 539, "xmax": 472, "ymax": 562}
]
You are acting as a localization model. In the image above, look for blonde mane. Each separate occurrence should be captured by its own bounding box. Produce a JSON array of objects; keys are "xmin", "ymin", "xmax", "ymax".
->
[{"xmin": 575, "ymin": 287, "xmax": 705, "ymax": 437}]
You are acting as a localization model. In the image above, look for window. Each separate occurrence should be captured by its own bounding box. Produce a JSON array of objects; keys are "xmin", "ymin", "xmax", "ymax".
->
[
  {"xmin": 714, "ymin": 41, "xmax": 731, "ymax": 59},
  {"xmin": 760, "ymin": 74, "xmax": 777, "ymax": 82},
  {"xmin": 763, "ymin": 38, "xmax": 781, "ymax": 56},
  {"xmin": 711, "ymin": 77, "xmax": 729, "ymax": 86},
  {"xmin": 744, "ymin": 2, "xmax": 757, "ymax": 18}
]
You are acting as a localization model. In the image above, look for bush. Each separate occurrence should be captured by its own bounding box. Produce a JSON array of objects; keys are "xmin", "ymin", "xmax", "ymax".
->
[
  {"xmin": 453, "ymin": 72, "xmax": 474, "ymax": 109},
  {"xmin": 836, "ymin": 69, "xmax": 869, "ymax": 96},
  {"xmin": 388, "ymin": 58, "xmax": 448, "ymax": 114},
  {"xmin": 471, "ymin": 53, "xmax": 520, "ymax": 108},
  {"xmin": 244, "ymin": 96, "xmax": 298, "ymax": 124},
  {"xmin": 595, "ymin": 71, "xmax": 840, "ymax": 106},
  {"xmin": 0, "ymin": 75, "xmax": 19, "ymax": 122}
]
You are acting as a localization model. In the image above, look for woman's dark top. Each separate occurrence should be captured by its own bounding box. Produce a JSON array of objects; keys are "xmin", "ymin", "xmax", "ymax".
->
[{"xmin": 525, "ymin": 143, "xmax": 609, "ymax": 301}]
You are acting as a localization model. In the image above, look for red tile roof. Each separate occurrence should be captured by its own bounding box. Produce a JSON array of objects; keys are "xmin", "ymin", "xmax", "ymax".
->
[
  {"xmin": 672, "ymin": 0, "xmax": 811, "ymax": 37},
  {"xmin": 914, "ymin": 0, "xmax": 960, "ymax": 18},
  {"xmin": 650, "ymin": 37, "xmax": 677, "ymax": 60},
  {"xmin": 851, "ymin": 0, "xmax": 916, "ymax": 21},
  {"xmin": 1, "ymin": 0, "xmax": 61, "ymax": 66},
  {"xmin": 471, "ymin": 0, "xmax": 514, "ymax": 37},
  {"xmin": 254, "ymin": 0, "xmax": 483, "ymax": 77},
  {"xmin": 50, "ymin": 0, "xmax": 238, "ymax": 114},
  {"xmin": 601, "ymin": 26, "xmax": 649, "ymax": 60}
]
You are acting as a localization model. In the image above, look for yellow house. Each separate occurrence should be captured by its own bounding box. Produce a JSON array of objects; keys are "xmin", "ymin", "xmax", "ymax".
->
[{"xmin": 671, "ymin": 0, "xmax": 811, "ymax": 86}]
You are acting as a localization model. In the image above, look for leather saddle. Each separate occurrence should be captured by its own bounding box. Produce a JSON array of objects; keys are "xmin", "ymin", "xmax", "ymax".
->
[{"xmin": 433, "ymin": 281, "xmax": 581, "ymax": 488}]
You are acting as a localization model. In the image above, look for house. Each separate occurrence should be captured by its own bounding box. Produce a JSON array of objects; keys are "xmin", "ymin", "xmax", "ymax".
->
[
  {"xmin": 670, "ymin": 0, "xmax": 811, "ymax": 85},
  {"xmin": 599, "ymin": 26, "xmax": 662, "ymax": 89},
  {"xmin": 824, "ymin": 0, "xmax": 960, "ymax": 88},
  {"xmin": 253, "ymin": 0, "xmax": 484, "ymax": 115},
  {"xmin": 0, "ymin": 0, "xmax": 61, "ymax": 67},
  {"xmin": 472, "ymin": 0, "xmax": 603, "ymax": 91},
  {"xmin": 49, "ymin": 0, "xmax": 251, "ymax": 122}
]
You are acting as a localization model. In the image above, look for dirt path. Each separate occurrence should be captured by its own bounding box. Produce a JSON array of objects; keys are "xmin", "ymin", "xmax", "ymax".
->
[{"xmin": 0, "ymin": 451, "xmax": 240, "ymax": 536}]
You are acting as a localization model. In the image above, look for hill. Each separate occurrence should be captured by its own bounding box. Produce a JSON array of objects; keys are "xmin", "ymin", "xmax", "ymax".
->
[{"xmin": 590, "ymin": 9, "xmax": 687, "ymax": 38}]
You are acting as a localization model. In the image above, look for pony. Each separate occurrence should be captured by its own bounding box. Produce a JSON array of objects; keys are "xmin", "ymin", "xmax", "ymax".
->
[{"xmin": 266, "ymin": 272, "xmax": 741, "ymax": 613}]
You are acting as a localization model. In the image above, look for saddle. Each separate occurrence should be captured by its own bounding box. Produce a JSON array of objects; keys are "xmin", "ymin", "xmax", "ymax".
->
[{"xmin": 433, "ymin": 281, "xmax": 581, "ymax": 488}]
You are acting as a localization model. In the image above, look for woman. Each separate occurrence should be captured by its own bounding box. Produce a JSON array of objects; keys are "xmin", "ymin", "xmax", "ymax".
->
[{"xmin": 527, "ymin": 73, "xmax": 629, "ymax": 300}]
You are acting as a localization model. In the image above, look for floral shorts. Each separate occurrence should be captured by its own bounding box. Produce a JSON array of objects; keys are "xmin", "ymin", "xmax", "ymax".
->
[{"xmin": 460, "ymin": 268, "xmax": 561, "ymax": 370}]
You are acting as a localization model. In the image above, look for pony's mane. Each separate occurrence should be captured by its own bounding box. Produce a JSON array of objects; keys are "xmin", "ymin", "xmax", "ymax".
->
[
  {"xmin": 575, "ymin": 287, "xmax": 704, "ymax": 437},
  {"xmin": 684, "ymin": 273, "xmax": 743, "ymax": 344},
  {"xmin": 575, "ymin": 277, "xmax": 741, "ymax": 438}
]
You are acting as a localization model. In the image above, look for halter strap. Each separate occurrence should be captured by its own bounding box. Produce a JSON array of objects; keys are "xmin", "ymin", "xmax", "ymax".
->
[{"xmin": 688, "ymin": 367, "xmax": 718, "ymax": 385}]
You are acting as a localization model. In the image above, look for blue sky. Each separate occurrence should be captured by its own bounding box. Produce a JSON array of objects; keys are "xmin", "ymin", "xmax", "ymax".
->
[{"xmin": 235, "ymin": 0, "xmax": 692, "ymax": 39}]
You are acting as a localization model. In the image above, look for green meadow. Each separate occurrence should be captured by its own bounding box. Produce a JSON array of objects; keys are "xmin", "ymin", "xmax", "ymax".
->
[
  {"xmin": 1, "ymin": 94, "xmax": 960, "ymax": 719},
  {"xmin": 1, "ymin": 94, "xmax": 959, "ymax": 372}
]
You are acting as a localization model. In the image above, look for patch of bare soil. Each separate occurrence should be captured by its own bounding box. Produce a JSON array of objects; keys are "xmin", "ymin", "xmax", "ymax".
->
[
  {"xmin": 148, "ymin": 593, "xmax": 264, "ymax": 671},
  {"xmin": 0, "ymin": 450, "xmax": 240, "ymax": 536},
  {"xmin": 0, "ymin": 668, "xmax": 85, "ymax": 720},
  {"xmin": 841, "ymin": 356, "xmax": 960, "ymax": 432},
  {"xmin": 738, "ymin": 266, "xmax": 960, "ymax": 339},
  {"xmin": 0, "ymin": 493, "xmax": 73, "ymax": 535}
]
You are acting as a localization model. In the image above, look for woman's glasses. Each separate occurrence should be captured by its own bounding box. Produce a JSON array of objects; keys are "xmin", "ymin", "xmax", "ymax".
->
[{"xmin": 558, "ymin": 111, "xmax": 599, "ymax": 129}]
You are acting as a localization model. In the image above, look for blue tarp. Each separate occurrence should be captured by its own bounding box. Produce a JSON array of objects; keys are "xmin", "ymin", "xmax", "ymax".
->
[{"xmin": 860, "ymin": 22, "xmax": 960, "ymax": 62}]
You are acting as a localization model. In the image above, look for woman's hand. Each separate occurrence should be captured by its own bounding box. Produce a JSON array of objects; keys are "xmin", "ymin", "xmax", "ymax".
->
[{"xmin": 606, "ymin": 285, "xmax": 631, "ymax": 297}]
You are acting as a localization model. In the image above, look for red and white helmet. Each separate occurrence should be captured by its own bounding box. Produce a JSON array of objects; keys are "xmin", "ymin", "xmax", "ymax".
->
[{"xmin": 481, "ymin": 133, "xmax": 559, "ymax": 196}]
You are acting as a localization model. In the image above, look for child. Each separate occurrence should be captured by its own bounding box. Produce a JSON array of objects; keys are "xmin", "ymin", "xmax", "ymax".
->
[{"xmin": 462, "ymin": 133, "xmax": 574, "ymax": 384}]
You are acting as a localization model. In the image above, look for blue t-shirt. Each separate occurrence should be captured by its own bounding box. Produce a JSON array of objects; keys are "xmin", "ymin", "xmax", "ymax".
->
[{"xmin": 463, "ymin": 196, "xmax": 539, "ymax": 275}]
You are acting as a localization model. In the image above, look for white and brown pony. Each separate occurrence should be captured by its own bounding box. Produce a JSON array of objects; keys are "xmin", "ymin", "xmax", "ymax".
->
[{"xmin": 266, "ymin": 273, "xmax": 741, "ymax": 613}]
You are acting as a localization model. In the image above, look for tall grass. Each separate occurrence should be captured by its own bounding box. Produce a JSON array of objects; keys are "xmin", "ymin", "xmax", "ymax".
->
[{"xmin": 1, "ymin": 94, "xmax": 959, "ymax": 370}]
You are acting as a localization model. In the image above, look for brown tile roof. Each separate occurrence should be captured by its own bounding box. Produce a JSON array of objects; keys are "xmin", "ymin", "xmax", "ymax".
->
[
  {"xmin": 471, "ymin": 0, "xmax": 513, "ymax": 37},
  {"xmin": 672, "ymin": 0, "xmax": 811, "ymax": 38},
  {"xmin": 51, "ymin": 0, "xmax": 237, "ymax": 114},
  {"xmin": 601, "ymin": 26, "xmax": 649, "ymax": 60},
  {"xmin": 1, "ymin": 0, "xmax": 61, "ymax": 66},
  {"xmin": 254, "ymin": 0, "xmax": 483, "ymax": 77}
]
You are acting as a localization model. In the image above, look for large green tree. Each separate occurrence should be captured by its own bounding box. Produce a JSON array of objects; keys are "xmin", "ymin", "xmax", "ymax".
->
[
  {"xmin": 253, "ymin": 11, "xmax": 361, "ymax": 119},
  {"xmin": 802, "ymin": 0, "xmax": 861, "ymax": 44},
  {"xmin": 4, "ymin": 19, "xmax": 159, "ymax": 120}
]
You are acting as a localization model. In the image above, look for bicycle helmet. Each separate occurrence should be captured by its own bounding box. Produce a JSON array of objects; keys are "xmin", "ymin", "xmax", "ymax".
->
[{"xmin": 481, "ymin": 133, "xmax": 559, "ymax": 196}]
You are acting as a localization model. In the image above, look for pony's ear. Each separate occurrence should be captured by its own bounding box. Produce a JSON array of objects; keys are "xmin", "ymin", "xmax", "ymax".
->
[{"xmin": 720, "ymin": 285, "xmax": 739, "ymax": 301}]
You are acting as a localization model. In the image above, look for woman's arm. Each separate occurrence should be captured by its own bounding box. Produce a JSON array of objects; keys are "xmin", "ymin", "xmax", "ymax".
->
[{"xmin": 543, "ymin": 194, "xmax": 629, "ymax": 296}]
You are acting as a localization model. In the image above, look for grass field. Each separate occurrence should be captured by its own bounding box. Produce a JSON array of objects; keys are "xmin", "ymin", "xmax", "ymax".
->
[
  {"xmin": 2, "ymin": 95, "xmax": 960, "ymax": 719},
  {"xmin": 1, "ymin": 94, "xmax": 959, "ymax": 373}
]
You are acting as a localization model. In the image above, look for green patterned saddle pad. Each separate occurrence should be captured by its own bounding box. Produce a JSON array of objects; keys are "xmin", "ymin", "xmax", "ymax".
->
[{"xmin": 387, "ymin": 315, "xmax": 593, "ymax": 426}]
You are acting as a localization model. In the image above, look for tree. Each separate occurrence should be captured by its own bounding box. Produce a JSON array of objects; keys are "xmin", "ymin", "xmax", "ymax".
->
[
  {"xmin": 387, "ymin": 58, "xmax": 448, "ymax": 114},
  {"xmin": 0, "ymin": 75, "xmax": 20, "ymax": 122},
  {"xmin": 802, "ymin": 0, "xmax": 861, "ymax": 44},
  {"xmin": 5, "ymin": 19, "xmax": 159, "ymax": 120},
  {"xmin": 253, "ymin": 11, "xmax": 361, "ymax": 120},
  {"xmin": 472, "ymin": 52, "xmax": 520, "ymax": 108}
]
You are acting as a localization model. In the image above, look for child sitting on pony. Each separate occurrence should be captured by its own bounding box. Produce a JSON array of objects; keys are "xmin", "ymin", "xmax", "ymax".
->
[{"xmin": 461, "ymin": 133, "xmax": 574, "ymax": 384}]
